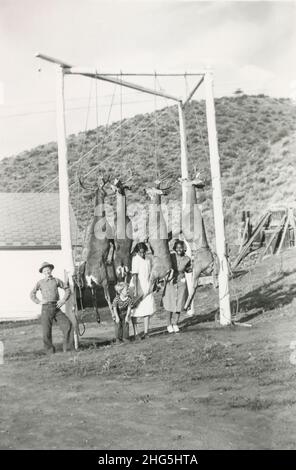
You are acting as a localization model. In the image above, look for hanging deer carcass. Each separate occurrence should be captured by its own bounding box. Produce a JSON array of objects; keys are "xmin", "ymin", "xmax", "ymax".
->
[
  {"xmin": 143, "ymin": 180, "xmax": 174, "ymax": 299},
  {"xmin": 110, "ymin": 175, "xmax": 133, "ymax": 282},
  {"xmin": 181, "ymin": 173, "xmax": 218, "ymax": 311},
  {"xmin": 77, "ymin": 175, "xmax": 115, "ymax": 321}
]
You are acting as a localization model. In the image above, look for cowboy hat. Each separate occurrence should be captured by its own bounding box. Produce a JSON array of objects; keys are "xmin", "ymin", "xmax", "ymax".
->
[{"xmin": 39, "ymin": 262, "xmax": 54, "ymax": 273}]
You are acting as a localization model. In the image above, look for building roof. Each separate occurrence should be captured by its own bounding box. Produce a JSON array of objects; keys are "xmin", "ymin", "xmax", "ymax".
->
[{"xmin": 0, "ymin": 193, "xmax": 82, "ymax": 249}]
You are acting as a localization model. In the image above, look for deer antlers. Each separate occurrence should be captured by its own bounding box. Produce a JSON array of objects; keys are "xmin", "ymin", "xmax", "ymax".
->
[
  {"xmin": 78, "ymin": 173, "xmax": 113, "ymax": 203},
  {"xmin": 177, "ymin": 167, "xmax": 205, "ymax": 189},
  {"xmin": 78, "ymin": 172, "xmax": 111, "ymax": 192},
  {"xmin": 112, "ymin": 168, "xmax": 133, "ymax": 194}
]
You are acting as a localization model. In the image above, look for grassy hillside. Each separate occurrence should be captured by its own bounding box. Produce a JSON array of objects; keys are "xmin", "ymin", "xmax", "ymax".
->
[{"xmin": 0, "ymin": 95, "xmax": 295, "ymax": 246}]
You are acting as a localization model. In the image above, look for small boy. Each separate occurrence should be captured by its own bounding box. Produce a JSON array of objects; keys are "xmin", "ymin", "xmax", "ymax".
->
[
  {"xmin": 30, "ymin": 262, "xmax": 73, "ymax": 353},
  {"xmin": 112, "ymin": 282, "xmax": 133, "ymax": 343}
]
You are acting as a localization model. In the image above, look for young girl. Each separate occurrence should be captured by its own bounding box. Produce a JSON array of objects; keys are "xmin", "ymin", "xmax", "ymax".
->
[
  {"xmin": 130, "ymin": 242, "xmax": 156, "ymax": 340},
  {"xmin": 112, "ymin": 282, "xmax": 133, "ymax": 343},
  {"xmin": 162, "ymin": 240, "xmax": 192, "ymax": 333}
]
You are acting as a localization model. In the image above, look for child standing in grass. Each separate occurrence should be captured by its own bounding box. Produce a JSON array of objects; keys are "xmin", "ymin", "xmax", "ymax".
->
[{"xmin": 112, "ymin": 282, "xmax": 133, "ymax": 343}]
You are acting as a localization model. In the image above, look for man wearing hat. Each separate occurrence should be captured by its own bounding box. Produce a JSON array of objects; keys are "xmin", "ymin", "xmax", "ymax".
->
[{"xmin": 30, "ymin": 262, "xmax": 73, "ymax": 353}]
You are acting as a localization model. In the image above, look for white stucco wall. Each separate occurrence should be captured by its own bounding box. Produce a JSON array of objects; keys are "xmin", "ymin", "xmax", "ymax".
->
[{"xmin": 0, "ymin": 249, "xmax": 70, "ymax": 321}]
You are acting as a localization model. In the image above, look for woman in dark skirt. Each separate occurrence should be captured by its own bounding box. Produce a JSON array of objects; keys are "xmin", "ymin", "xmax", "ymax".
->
[{"xmin": 162, "ymin": 240, "xmax": 192, "ymax": 333}]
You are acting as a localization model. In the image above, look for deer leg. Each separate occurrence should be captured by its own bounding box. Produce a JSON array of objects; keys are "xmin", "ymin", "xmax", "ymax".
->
[
  {"xmin": 163, "ymin": 268, "xmax": 174, "ymax": 293},
  {"xmin": 131, "ymin": 276, "xmax": 156, "ymax": 310},
  {"xmin": 160, "ymin": 269, "xmax": 173, "ymax": 307},
  {"xmin": 91, "ymin": 285, "xmax": 100, "ymax": 324},
  {"xmin": 184, "ymin": 267, "xmax": 202, "ymax": 311},
  {"xmin": 110, "ymin": 241, "xmax": 115, "ymax": 264},
  {"xmin": 141, "ymin": 277, "xmax": 155, "ymax": 298},
  {"xmin": 107, "ymin": 239, "xmax": 115, "ymax": 264},
  {"xmin": 131, "ymin": 317, "xmax": 139, "ymax": 338},
  {"xmin": 125, "ymin": 267, "xmax": 131, "ymax": 284},
  {"xmin": 76, "ymin": 284, "xmax": 86, "ymax": 336},
  {"xmin": 103, "ymin": 281, "xmax": 113, "ymax": 317},
  {"xmin": 212, "ymin": 259, "xmax": 219, "ymax": 289},
  {"xmin": 78, "ymin": 261, "xmax": 86, "ymax": 279},
  {"xmin": 184, "ymin": 280, "xmax": 199, "ymax": 312}
]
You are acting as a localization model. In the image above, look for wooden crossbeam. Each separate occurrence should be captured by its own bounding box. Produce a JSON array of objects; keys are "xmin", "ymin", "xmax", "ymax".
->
[
  {"xmin": 238, "ymin": 217, "xmax": 250, "ymax": 254},
  {"xmin": 36, "ymin": 54, "xmax": 182, "ymax": 102},
  {"xmin": 35, "ymin": 52, "xmax": 72, "ymax": 68},
  {"xmin": 276, "ymin": 214, "xmax": 290, "ymax": 255},
  {"xmin": 287, "ymin": 208, "xmax": 296, "ymax": 248},
  {"xmin": 259, "ymin": 214, "xmax": 287, "ymax": 261},
  {"xmin": 36, "ymin": 51, "xmax": 231, "ymax": 327},
  {"xmin": 183, "ymin": 76, "xmax": 205, "ymax": 106},
  {"xmin": 232, "ymin": 211, "xmax": 271, "ymax": 270},
  {"xmin": 66, "ymin": 67, "xmax": 182, "ymax": 102},
  {"xmin": 35, "ymin": 54, "xmax": 207, "ymax": 76}
]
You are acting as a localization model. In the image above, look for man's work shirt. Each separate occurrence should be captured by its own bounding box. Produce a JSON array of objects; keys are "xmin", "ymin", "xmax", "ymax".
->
[{"xmin": 30, "ymin": 276, "xmax": 71, "ymax": 305}]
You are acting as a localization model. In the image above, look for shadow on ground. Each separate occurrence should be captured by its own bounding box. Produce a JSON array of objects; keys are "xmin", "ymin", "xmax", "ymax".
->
[
  {"xmin": 236, "ymin": 270, "xmax": 296, "ymax": 313},
  {"xmin": 5, "ymin": 267, "xmax": 296, "ymax": 355}
]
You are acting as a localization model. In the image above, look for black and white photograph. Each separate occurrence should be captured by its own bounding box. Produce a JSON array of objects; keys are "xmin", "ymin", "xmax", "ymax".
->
[{"xmin": 0, "ymin": 0, "xmax": 296, "ymax": 455}]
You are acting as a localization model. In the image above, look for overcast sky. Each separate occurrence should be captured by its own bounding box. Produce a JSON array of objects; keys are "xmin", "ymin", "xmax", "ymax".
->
[{"xmin": 0, "ymin": 0, "xmax": 295, "ymax": 159}]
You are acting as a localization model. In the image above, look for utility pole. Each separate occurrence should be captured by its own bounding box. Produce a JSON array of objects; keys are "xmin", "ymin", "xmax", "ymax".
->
[
  {"xmin": 56, "ymin": 65, "xmax": 79, "ymax": 348},
  {"xmin": 204, "ymin": 71, "xmax": 231, "ymax": 325},
  {"xmin": 178, "ymin": 102, "xmax": 195, "ymax": 316}
]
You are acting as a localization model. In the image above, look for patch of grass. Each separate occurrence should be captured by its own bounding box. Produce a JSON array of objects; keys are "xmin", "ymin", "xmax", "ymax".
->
[
  {"xmin": 202, "ymin": 342, "xmax": 229, "ymax": 362},
  {"xmin": 228, "ymin": 396, "xmax": 273, "ymax": 411},
  {"xmin": 48, "ymin": 346, "xmax": 156, "ymax": 379}
]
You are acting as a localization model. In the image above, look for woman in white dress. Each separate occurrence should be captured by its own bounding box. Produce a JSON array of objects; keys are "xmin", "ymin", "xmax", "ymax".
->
[{"xmin": 130, "ymin": 242, "xmax": 156, "ymax": 340}]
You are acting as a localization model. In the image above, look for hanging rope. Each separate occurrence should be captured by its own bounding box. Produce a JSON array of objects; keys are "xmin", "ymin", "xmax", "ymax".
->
[
  {"xmin": 120, "ymin": 71, "xmax": 123, "ymax": 159},
  {"xmin": 95, "ymin": 69, "xmax": 100, "ymax": 159},
  {"xmin": 37, "ymin": 87, "xmax": 120, "ymax": 194},
  {"xmin": 184, "ymin": 73, "xmax": 193, "ymax": 167},
  {"xmin": 155, "ymin": 75, "xmax": 180, "ymax": 132},
  {"xmin": 184, "ymin": 72, "xmax": 189, "ymax": 100},
  {"xmin": 76, "ymin": 112, "xmax": 157, "ymax": 182},
  {"xmin": 37, "ymin": 77, "xmax": 175, "ymax": 194},
  {"xmin": 78, "ymin": 77, "xmax": 94, "ymax": 159},
  {"xmin": 192, "ymin": 103, "xmax": 210, "ymax": 165},
  {"xmin": 71, "ymin": 77, "xmax": 96, "ymax": 336},
  {"xmin": 37, "ymin": 78, "xmax": 94, "ymax": 193},
  {"xmin": 40, "ymin": 115, "xmax": 152, "ymax": 193},
  {"xmin": 154, "ymin": 72, "xmax": 160, "ymax": 179},
  {"xmin": 98, "ymin": 82, "xmax": 118, "ymax": 161},
  {"xmin": 184, "ymin": 73, "xmax": 210, "ymax": 171}
]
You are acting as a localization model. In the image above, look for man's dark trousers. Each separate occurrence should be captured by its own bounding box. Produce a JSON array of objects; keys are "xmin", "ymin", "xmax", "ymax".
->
[{"xmin": 41, "ymin": 303, "xmax": 73, "ymax": 353}]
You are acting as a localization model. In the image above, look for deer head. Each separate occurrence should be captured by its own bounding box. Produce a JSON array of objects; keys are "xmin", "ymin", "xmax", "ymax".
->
[
  {"xmin": 146, "ymin": 178, "xmax": 176, "ymax": 200},
  {"xmin": 178, "ymin": 168, "xmax": 205, "ymax": 190},
  {"xmin": 110, "ymin": 169, "xmax": 133, "ymax": 196},
  {"xmin": 79, "ymin": 173, "xmax": 112, "ymax": 200}
]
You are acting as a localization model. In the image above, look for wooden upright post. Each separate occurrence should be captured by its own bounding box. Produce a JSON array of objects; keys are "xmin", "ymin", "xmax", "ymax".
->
[
  {"xmin": 288, "ymin": 207, "xmax": 296, "ymax": 247},
  {"xmin": 204, "ymin": 71, "xmax": 231, "ymax": 326},
  {"xmin": 56, "ymin": 65, "xmax": 79, "ymax": 349},
  {"xmin": 178, "ymin": 102, "xmax": 189, "ymax": 199},
  {"xmin": 178, "ymin": 102, "xmax": 194, "ymax": 316}
]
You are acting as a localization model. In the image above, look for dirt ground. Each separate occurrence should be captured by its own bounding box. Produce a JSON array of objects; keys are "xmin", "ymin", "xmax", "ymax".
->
[{"xmin": 1, "ymin": 249, "xmax": 296, "ymax": 450}]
